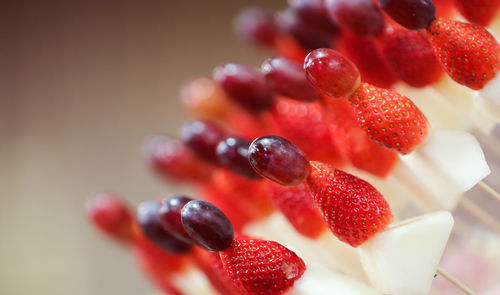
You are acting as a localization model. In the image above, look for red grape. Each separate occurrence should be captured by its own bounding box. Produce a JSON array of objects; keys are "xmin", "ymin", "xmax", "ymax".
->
[
  {"xmin": 304, "ymin": 48, "xmax": 361, "ymax": 98},
  {"xmin": 213, "ymin": 63, "xmax": 275, "ymax": 112},
  {"xmin": 233, "ymin": 7, "xmax": 279, "ymax": 47},
  {"xmin": 181, "ymin": 200, "xmax": 235, "ymax": 251},
  {"xmin": 325, "ymin": 0, "xmax": 385, "ymax": 36},
  {"xmin": 216, "ymin": 136, "xmax": 262, "ymax": 179},
  {"xmin": 379, "ymin": 0, "xmax": 436, "ymax": 30},
  {"xmin": 159, "ymin": 196, "xmax": 195, "ymax": 244},
  {"xmin": 248, "ymin": 135, "xmax": 310, "ymax": 186},
  {"xmin": 288, "ymin": 0, "xmax": 342, "ymax": 35},
  {"xmin": 181, "ymin": 119, "xmax": 226, "ymax": 164},
  {"xmin": 261, "ymin": 56, "xmax": 322, "ymax": 102}
]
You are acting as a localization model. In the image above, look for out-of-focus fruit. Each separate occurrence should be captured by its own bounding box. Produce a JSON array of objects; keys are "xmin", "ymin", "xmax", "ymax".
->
[
  {"xmin": 379, "ymin": 0, "xmax": 436, "ymax": 30},
  {"xmin": 233, "ymin": 7, "xmax": 279, "ymax": 47},
  {"xmin": 326, "ymin": 0, "xmax": 385, "ymax": 36},
  {"xmin": 288, "ymin": 0, "xmax": 342, "ymax": 34},
  {"xmin": 159, "ymin": 196, "xmax": 195, "ymax": 244},
  {"xmin": 216, "ymin": 136, "xmax": 262, "ymax": 179},
  {"xmin": 180, "ymin": 77, "xmax": 231, "ymax": 120},
  {"xmin": 181, "ymin": 119, "xmax": 226, "ymax": 164},
  {"xmin": 453, "ymin": 0, "xmax": 500, "ymax": 27}
]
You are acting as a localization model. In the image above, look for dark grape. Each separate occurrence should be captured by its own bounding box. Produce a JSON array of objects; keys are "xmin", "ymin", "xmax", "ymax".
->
[
  {"xmin": 233, "ymin": 7, "xmax": 279, "ymax": 47},
  {"xmin": 159, "ymin": 196, "xmax": 195, "ymax": 244},
  {"xmin": 145, "ymin": 135, "xmax": 212, "ymax": 182},
  {"xmin": 85, "ymin": 193, "xmax": 134, "ymax": 243},
  {"xmin": 181, "ymin": 200, "xmax": 234, "ymax": 251},
  {"xmin": 325, "ymin": 0, "xmax": 385, "ymax": 36},
  {"xmin": 180, "ymin": 119, "xmax": 226, "ymax": 163},
  {"xmin": 261, "ymin": 57, "xmax": 322, "ymax": 102},
  {"xmin": 248, "ymin": 135, "xmax": 310, "ymax": 186},
  {"xmin": 288, "ymin": 0, "xmax": 342, "ymax": 34},
  {"xmin": 379, "ymin": 0, "xmax": 436, "ymax": 30},
  {"xmin": 275, "ymin": 9, "xmax": 334, "ymax": 50},
  {"xmin": 137, "ymin": 200, "xmax": 191, "ymax": 253},
  {"xmin": 304, "ymin": 48, "xmax": 360, "ymax": 98},
  {"xmin": 216, "ymin": 136, "xmax": 262, "ymax": 179},
  {"xmin": 213, "ymin": 63, "xmax": 275, "ymax": 112}
]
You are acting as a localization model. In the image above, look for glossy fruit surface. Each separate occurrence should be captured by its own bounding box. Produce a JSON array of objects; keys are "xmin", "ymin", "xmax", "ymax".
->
[
  {"xmin": 379, "ymin": 0, "xmax": 436, "ymax": 30},
  {"xmin": 326, "ymin": 0, "xmax": 385, "ymax": 36},
  {"xmin": 159, "ymin": 196, "xmax": 195, "ymax": 244},
  {"xmin": 220, "ymin": 237, "xmax": 306, "ymax": 295},
  {"xmin": 304, "ymin": 48, "xmax": 360, "ymax": 98},
  {"xmin": 427, "ymin": 18, "xmax": 500, "ymax": 90},
  {"xmin": 214, "ymin": 63, "xmax": 275, "ymax": 112},
  {"xmin": 233, "ymin": 7, "xmax": 279, "ymax": 47},
  {"xmin": 181, "ymin": 200, "xmax": 234, "ymax": 251},
  {"xmin": 181, "ymin": 119, "xmax": 226, "ymax": 163},
  {"xmin": 306, "ymin": 161, "xmax": 393, "ymax": 247},
  {"xmin": 146, "ymin": 135, "xmax": 212, "ymax": 183},
  {"xmin": 261, "ymin": 56, "xmax": 322, "ymax": 102},
  {"xmin": 216, "ymin": 136, "xmax": 262, "ymax": 179},
  {"xmin": 349, "ymin": 83, "xmax": 429, "ymax": 154},
  {"xmin": 248, "ymin": 135, "xmax": 310, "ymax": 186},
  {"xmin": 137, "ymin": 200, "xmax": 191, "ymax": 253},
  {"xmin": 85, "ymin": 193, "xmax": 134, "ymax": 243}
]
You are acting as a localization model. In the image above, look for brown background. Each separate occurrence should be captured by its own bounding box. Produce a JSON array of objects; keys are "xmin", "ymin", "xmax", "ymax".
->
[{"xmin": 1, "ymin": 1, "xmax": 283, "ymax": 294}]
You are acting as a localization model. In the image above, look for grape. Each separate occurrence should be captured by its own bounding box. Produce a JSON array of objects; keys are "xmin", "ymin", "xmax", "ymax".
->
[
  {"xmin": 233, "ymin": 7, "xmax": 279, "ymax": 47},
  {"xmin": 181, "ymin": 119, "xmax": 226, "ymax": 163},
  {"xmin": 216, "ymin": 136, "xmax": 262, "ymax": 179},
  {"xmin": 137, "ymin": 200, "xmax": 191, "ymax": 253},
  {"xmin": 275, "ymin": 9, "xmax": 334, "ymax": 50},
  {"xmin": 304, "ymin": 48, "xmax": 361, "ymax": 98},
  {"xmin": 181, "ymin": 200, "xmax": 235, "ymax": 251},
  {"xmin": 325, "ymin": 0, "xmax": 385, "ymax": 36},
  {"xmin": 179, "ymin": 77, "xmax": 230, "ymax": 120},
  {"xmin": 288, "ymin": 0, "xmax": 341, "ymax": 34},
  {"xmin": 213, "ymin": 63, "xmax": 275, "ymax": 112},
  {"xmin": 248, "ymin": 135, "xmax": 310, "ymax": 186},
  {"xmin": 145, "ymin": 135, "xmax": 212, "ymax": 182},
  {"xmin": 379, "ymin": 0, "xmax": 436, "ymax": 30},
  {"xmin": 85, "ymin": 193, "xmax": 134, "ymax": 243},
  {"xmin": 261, "ymin": 57, "xmax": 322, "ymax": 102},
  {"xmin": 159, "ymin": 196, "xmax": 195, "ymax": 244}
]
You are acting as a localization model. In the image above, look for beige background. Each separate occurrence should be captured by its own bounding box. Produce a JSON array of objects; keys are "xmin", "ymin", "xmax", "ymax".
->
[{"xmin": 1, "ymin": 1, "xmax": 282, "ymax": 294}]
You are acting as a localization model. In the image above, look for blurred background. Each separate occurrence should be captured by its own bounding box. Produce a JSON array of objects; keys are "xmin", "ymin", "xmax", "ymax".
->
[{"xmin": 1, "ymin": 1, "xmax": 283, "ymax": 294}]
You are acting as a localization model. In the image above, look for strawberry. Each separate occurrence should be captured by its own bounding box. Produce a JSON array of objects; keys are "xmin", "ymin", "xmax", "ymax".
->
[
  {"xmin": 337, "ymin": 33, "xmax": 399, "ymax": 89},
  {"xmin": 434, "ymin": 0, "xmax": 456, "ymax": 18},
  {"xmin": 220, "ymin": 237, "xmax": 306, "ymax": 295},
  {"xmin": 382, "ymin": 24, "xmax": 443, "ymax": 88},
  {"xmin": 192, "ymin": 247, "xmax": 241, "ymax": 295},
  {"xmin": 453, "ymin": 0, "xmax": 500, "ymax": 27},
  {"xmin": 270, "ymin": 97, "xmax": 344, "ymax": 165},
  {"xmin": 267, "ymin": 182, "xmax": 327, "ymax": 238},
  {"xmin": 212, "ymin": 169, "xmax": 275, "ymax": 219},
  {"xmin": 348, "ymin": 83, "xmax": 429, "ymax": 154},
  {"xmin": 306, "ymin": 161, "xmax": 393, "ymax": 247},
  {"xmin": 325, "ymin": 99, "xmax": 398, "ymax": 177},
  {"xmin": 133, "ymin": 231, "xmax": 186, "ymax": 295},
  {"xmin": 427, "ymin": 18, "xmax": 500, "ymax": 90}
]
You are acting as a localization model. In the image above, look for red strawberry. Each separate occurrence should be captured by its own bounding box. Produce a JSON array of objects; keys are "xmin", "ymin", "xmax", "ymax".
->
[
  {"xmin": 325, "ymin": 99, "xmax": 398, "ymax": 177},
  {"xmin": 267, "ymin": 182, "xmax": 327, "ymax": 238},
  {"xmin": 382, "ymin": 24, "xmax": 443, "ymax": 88},
  {"xmin": 427, "ymin": 18, "xmax": 500, "ymax": 90},
  {"xmin": 434, "ymin": 0, "xmax": 456, "ymax": 18},
  {"xmin": 212, "ymin": 169, "xmax": 275, "ymax": 219},
  {"xmin": 220, "ymin": 237, "xmax": 306, "ymax": 295},
  {"xmin": 453, "ymin": 0, "xmax": 500, "ymax": 27},
  {"xmin": 306, "ymin": 161, "xmax": 393, "ymax": 247},
  {"xmin": 192, "ymin": 247, "xmax": 241, "ymax": 295},
  {"xmin": 337, "ymin": 33, "xmax": 399, "ymax": 89},
  {"xmin": 133, "ymin": 231, "xmax": 186, "ymax": 295},
  {"xmin": 348, "ymin": 83, "xmax": 429, "ymax": 154},
  {"xmin": 270, "ymin": 97, "xmax": 344, "ymax": 165}
]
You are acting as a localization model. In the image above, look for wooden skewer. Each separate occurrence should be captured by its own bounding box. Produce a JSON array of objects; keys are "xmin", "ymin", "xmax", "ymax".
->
[
  {"xmin": 460, "ymin": 198, "xmax": 500, "ymax": 234},
  {"xmin": 436, "ymin": 267, "xmax": 477, "ymax": 295},
  {"xmin": 477, "ymin": 181, "xmax": 500, "ymax": 202}
]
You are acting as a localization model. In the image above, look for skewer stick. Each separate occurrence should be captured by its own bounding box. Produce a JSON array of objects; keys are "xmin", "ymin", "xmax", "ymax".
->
[
  {"xmin": 460, "ymin": 198, "xmax": 500, "ymax": 233},
  {"xmin": 477, "ymin": 181, "xmax": 500, "ymax": 202},
  {"xmin": 436, "ymin": 267, "xmax": 477, "ymax": 295}
]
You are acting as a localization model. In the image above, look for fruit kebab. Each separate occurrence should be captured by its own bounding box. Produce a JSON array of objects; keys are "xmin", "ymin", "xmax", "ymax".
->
[
  {"xmin": 246, "ymin": 135, "xmax": 471, "ymax": 295},
  {"xmin": 162, "ymin": 197, "xmax": 389, "ymax": 295},
  {"xmin": 304, "ymin": 48, "xmax": 500, "ymax": 231}
]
